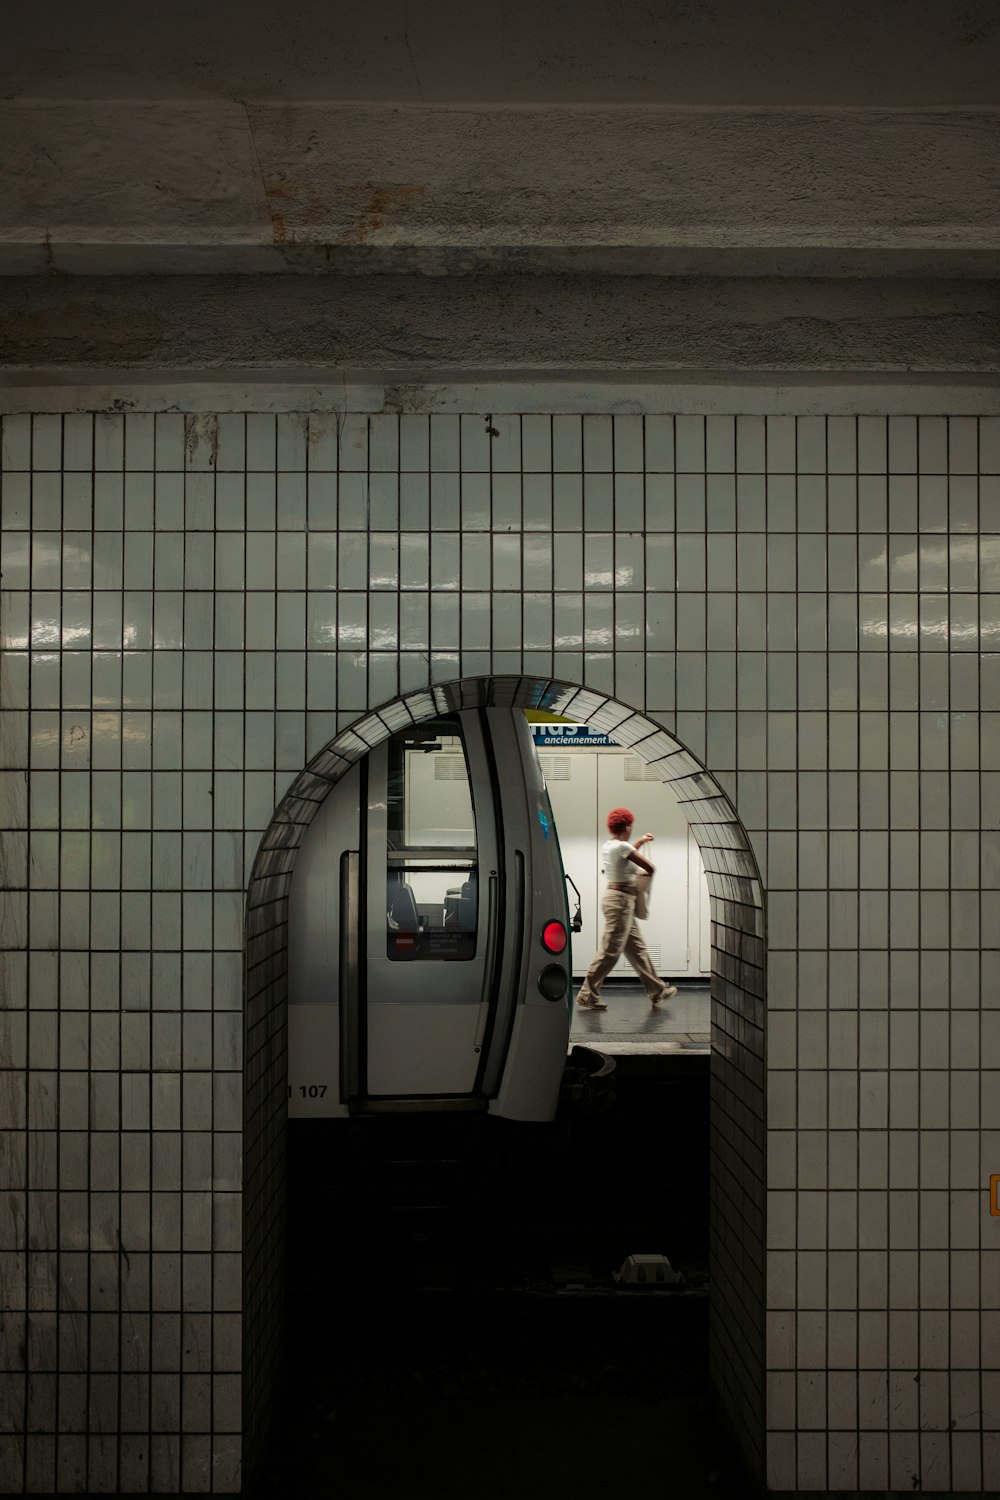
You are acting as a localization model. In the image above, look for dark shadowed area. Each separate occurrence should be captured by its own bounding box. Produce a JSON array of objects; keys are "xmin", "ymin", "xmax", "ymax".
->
[{"xmin": 254, "ymin": 1007, "xmax": 759, "ymax": 1498}]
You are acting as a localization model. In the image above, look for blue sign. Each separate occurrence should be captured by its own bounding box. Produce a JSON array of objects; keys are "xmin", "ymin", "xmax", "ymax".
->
[{"xmin": 532, "ymin": 725, "xmax": 615, "ymax": 749}]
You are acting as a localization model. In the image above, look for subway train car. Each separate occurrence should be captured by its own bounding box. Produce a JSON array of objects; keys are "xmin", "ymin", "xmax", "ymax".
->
[{"xmin": 288, "ymin": 708, "xmax": 574, "ymax": 1121}]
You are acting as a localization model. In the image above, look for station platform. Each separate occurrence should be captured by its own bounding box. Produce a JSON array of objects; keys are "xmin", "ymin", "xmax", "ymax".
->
[{"xmin": 569, "ymin": 979, "xmax": 710, "ymax": 1055}]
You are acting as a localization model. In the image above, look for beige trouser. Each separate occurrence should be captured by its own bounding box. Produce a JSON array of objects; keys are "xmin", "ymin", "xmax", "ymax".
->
[{"xmin": 577, "ymin": 888, "xmax": 670, "ymax": 1003}]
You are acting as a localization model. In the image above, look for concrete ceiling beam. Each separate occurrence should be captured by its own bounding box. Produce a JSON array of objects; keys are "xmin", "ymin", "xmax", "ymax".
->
[
  {"xmin": 2, "ymin": 274, "xmax": 998, "ymax": 379},
  {"xmin": 2, "ymin": 103, "xmax": 998, "ymax": 278}
]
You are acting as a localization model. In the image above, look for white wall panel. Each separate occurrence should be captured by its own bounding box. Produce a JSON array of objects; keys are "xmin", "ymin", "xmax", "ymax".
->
[{"xmin": 543, "ymin": 746, "xmax": 710, "ymax": 978}]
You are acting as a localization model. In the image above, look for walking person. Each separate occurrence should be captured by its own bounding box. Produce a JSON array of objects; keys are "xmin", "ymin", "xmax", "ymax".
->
[{"xmin": 576, "ymin": 807, "xmax": 679, "ymax": 1010}]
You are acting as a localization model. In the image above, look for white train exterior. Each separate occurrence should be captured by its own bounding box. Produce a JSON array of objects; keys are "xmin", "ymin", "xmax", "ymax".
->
[{"xmin": 288, "ymin": 708, "xmax": 573, "ymax": 1121}]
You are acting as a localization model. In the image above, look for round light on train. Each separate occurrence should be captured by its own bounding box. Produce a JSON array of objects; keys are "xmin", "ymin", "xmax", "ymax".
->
[
  {"xmin": 537, "ymin": 964, "xmax": 568, "ymax": 1001},
  {"xmin": 541, "ymin": 920, "xmax": 567, "ymax": 954}
]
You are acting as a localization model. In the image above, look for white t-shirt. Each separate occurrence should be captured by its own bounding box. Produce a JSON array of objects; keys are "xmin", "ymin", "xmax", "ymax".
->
[{"xmin": 601, "ymin": 838, "xmax": 637, "ymax": 885}]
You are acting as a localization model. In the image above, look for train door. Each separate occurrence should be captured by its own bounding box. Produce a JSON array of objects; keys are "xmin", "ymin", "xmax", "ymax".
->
[{"xmin": 359, "ymin": 717, "xmax": 500, "ymax": 1099}]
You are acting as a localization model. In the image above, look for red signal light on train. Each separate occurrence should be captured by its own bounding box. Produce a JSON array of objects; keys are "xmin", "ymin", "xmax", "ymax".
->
[{"xmin": 541, "ymin": 920, "xmax": 567, "ymax": 954}]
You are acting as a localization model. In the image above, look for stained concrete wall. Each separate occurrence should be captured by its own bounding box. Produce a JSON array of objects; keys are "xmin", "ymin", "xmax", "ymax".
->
[
  {"xmin": 2, "ymin": 105, "xmax": 998, "ymax": 277},
  {"xmin": 3, "ymin": 0, "xmax": 997, "ymax": 277}
]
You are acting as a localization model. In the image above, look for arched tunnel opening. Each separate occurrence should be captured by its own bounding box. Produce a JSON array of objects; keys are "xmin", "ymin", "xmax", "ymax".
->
[{"xmin": 243, "ymin": 677, "xmax": 766, "ymax": 1494}]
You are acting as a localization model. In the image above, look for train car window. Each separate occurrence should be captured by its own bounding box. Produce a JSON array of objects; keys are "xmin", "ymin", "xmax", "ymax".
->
[{"xmin": 385, "ymin": 720, "xmax": 478, "ymax": 961}]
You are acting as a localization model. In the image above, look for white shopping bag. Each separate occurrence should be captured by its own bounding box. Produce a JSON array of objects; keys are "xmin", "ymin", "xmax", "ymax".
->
[{"xmin": 633, "ymin": 870, "xmax": 653, "ymax": 920}]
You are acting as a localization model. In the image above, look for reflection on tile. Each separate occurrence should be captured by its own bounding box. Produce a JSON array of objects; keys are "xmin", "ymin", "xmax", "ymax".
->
[
  {"xmin": 570, "ymin": 982, "xmax": 710, "ymax": 1053},
  {"xmin": 1, "ymin": 410, "xmax": 996, "ymax": 1493}
]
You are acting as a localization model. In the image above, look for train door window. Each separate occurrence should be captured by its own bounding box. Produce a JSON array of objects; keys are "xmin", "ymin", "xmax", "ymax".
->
[{"xmin": 385, "ymin": 720, "xmax": 478, "ymax": 961}]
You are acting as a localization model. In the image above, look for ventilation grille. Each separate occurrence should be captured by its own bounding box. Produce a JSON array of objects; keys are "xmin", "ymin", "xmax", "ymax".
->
[
  {"xmin": 537, "ymin": 754, "xmax": 572, "ymax": 781},
  {"xmin": 624, "ymin": 945, "xmax": 662, "ymax": 970},
  {"xmin": 434, "ymin": 755, "xmax": 466, "ymax": 780},
  {"xmin": 624, "ymin": 759, "xmax": 663, "ymax": 782}
]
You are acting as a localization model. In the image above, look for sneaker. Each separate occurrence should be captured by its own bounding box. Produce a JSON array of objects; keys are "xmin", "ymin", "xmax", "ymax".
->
[
  {"xmin": 651, "ymin": 985, "xmax": 678, "ymax": 1005},
  {"xmin": 576, "ymin": 996, "xmax": 608, "ymax": 1010}
]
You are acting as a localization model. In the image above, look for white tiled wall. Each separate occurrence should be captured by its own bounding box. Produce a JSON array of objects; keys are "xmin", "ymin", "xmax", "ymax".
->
[{"xmin": 1, "ymin": 407, "xmax": 999, "ymax": 1492}]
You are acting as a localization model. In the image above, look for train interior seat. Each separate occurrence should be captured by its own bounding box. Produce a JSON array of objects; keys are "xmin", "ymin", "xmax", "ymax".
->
[
  {"xmin": 387, "ymin": 872, "xmax": 420, "ymax": 931},
  {"xmin": 456, "ymin": 877, "xmax": 477, "ymax": 931},
  {"xmin": 443, "ymin": 875, "xmax": 477, "ymax": 931}
]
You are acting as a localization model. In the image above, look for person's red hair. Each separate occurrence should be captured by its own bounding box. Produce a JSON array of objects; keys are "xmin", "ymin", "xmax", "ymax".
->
[{"xmin": 606, "ymin": 807, "xmax": 634, "ymax": 834}]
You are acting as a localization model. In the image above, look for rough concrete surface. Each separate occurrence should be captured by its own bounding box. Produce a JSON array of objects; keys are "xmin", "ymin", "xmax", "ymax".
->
[
  {"xmin": 3, "ymin": 0, "xmax": 998, "ymax": 106},
  {"xmin": 1, "ymin": 104, "xmax": 998, "ymax": 276},
  {"xmin": 0, "ymin": 275, "xmax": 997, "ymax": 379}
]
